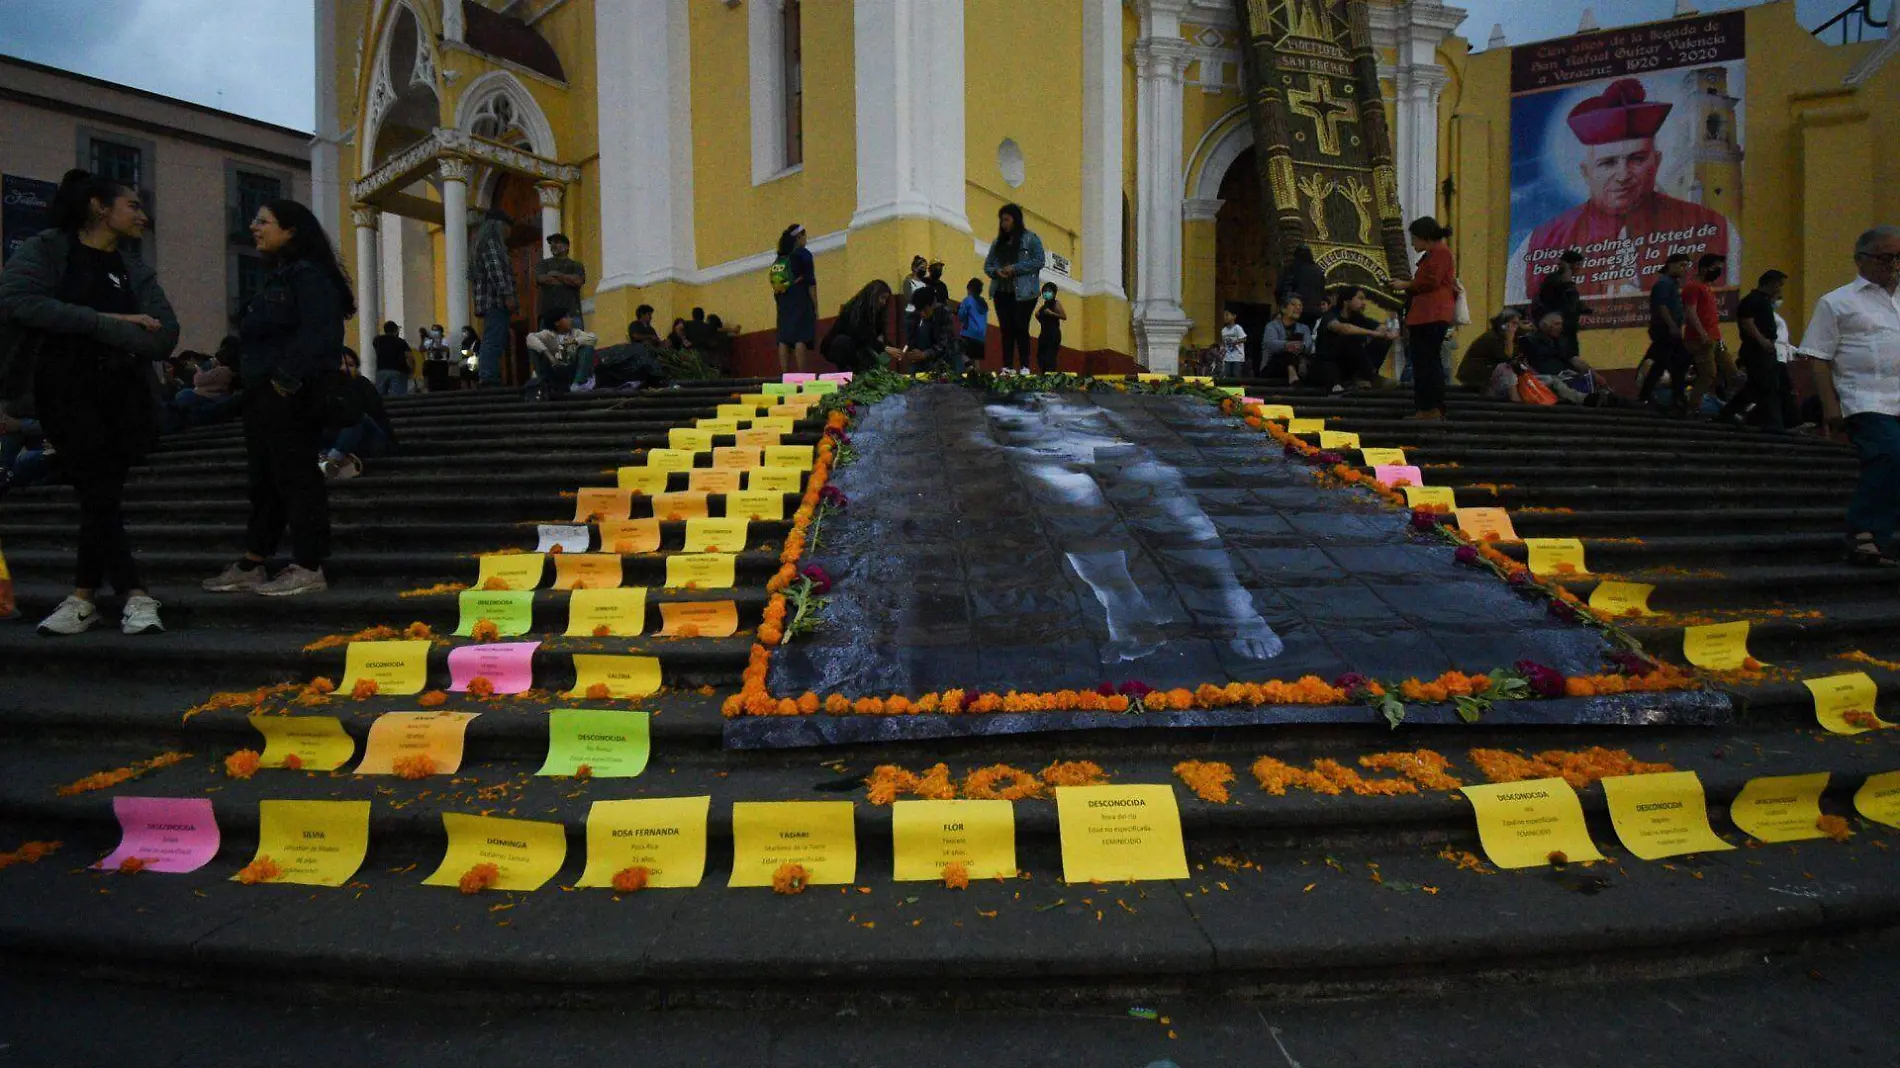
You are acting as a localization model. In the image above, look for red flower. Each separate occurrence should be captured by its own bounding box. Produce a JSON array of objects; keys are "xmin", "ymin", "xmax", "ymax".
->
[{"xmin": 800, "ymin": 564, "xmax": 833, "ymax": 594}]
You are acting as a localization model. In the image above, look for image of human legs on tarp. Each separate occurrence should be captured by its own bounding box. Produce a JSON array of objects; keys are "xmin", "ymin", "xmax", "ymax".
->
[{"xmin": 767, "ymin": 385, "xmax": 1643, "ymax": 713}]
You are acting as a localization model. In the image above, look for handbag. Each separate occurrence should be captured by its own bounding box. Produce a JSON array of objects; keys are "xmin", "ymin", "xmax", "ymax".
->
[
  {"xmin": 1453, "ymin": 278, "xmax": 1472, "ymax": 326},
  {"xmin": 1516, "ymin": 371, "xmax": 1559, "ymax": 406}
]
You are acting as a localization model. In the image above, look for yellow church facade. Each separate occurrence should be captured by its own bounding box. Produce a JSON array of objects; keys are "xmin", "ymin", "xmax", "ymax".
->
[{"xmin": 315, "ymin": 0, "xmax": 1899, "ymax": 379}]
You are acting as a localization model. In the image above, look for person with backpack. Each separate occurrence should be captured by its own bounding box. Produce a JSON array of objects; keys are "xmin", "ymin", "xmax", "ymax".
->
[
  {"xmin": 0, "ymin": 168, "xmax": 180, "ymax": 636},
  {"xmin": 201, "ymin": 198, "xmax": 354, "ymax": 598},
  {"xmin": 956, "ymin": 278, "xmax": 989, "ymax": 373},
  {"xmin": 772, "ymin": 223, "xmax": 817, "ymax": 374}
]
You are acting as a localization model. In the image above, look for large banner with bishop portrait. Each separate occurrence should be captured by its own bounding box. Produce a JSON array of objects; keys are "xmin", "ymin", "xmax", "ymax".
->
[{"xmin": 1506, "ymin": 11, "xmax": 1746, "ymax": 329}]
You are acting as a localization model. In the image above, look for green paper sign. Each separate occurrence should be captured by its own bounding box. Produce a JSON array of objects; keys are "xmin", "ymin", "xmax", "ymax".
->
[
  {"xmin": 1218, "ymin": 386, "xmax": 1245, "ymax": 396},
  {"xmin": 798, "ymin": 381, "xmax": 839, "ymax": 395},
  {"xmin": 760, "ymin": 382, "xmax": 797, "ymax": 396},
  {"xmin": 455, "ymin": 589, "xmax": 536, "ymax": 637},
  {"xmin": 537, "ymin": 709, "xmax": 651, "ymax": 778}
]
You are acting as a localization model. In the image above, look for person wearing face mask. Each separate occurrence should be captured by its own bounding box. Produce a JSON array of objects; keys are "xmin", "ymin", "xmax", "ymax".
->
[
  {"xmin": 901, "ymin": 255, "xmax": 929, "ymax": 344},
  {"xmin": 925, "ymin": 259, "xmax": 950, "ymax": 310},
  {"xmin": 1718, "ymin": 270, "xmax": 1790, "ymax": 430},
  {"xmin": 1034, "ymin": 283, "xmax": 1066, "ymax": 374},
  {"xmin": 0, "ymin": 168, "xmax": 180, "ymax": 636}
]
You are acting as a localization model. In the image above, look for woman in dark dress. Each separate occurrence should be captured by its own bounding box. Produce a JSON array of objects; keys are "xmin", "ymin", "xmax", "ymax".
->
[
  {"xmin": 0, "ymin": 169, "xmax": 179, "ymax": 636},
  {"xmin": 773, "ymin": 224, "xmax": 817, "ymax": 374},
  {"xmin": 1034, "ymin": 283, "xmax": 1066, "ymax": 374}
]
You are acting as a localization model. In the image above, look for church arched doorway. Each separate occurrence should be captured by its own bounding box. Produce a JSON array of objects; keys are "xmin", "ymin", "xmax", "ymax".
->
[{"xmin": 1214, "ymin": 146, "xmax": 1277, "ymax": 373}]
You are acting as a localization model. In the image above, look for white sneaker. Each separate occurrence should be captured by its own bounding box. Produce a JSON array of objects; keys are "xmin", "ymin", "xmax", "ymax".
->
[
  {"xmin": 37, "ymin": 595, "xmax": 98, "ymax": 636},
  {"xmin": 333, "ymin": 456, "xmax": 363, "ymax": 481},
  {"xmin": 256, "ymin": 564, "xmax": 328, "ymax": 597},
  {"xmin": 572, "ymin": 378, "xmax": 595, "ymax": 393},
  {"xmin": 203, "ymin": 561, "xmax": 265, "ymax": 593},
  {"xmin": 122, "ymin": 595, "xmax": 164, "ymax": 635}
]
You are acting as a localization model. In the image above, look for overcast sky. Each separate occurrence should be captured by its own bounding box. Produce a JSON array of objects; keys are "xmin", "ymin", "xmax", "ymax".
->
[{"xmin": 0, "ymin": 0, "xmax": 1885, "ymax": 132}]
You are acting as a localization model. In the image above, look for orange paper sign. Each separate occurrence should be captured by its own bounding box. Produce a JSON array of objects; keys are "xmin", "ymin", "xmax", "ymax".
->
[
  {"xmin": 553, "ymin": 553, "xmax": 624, "ymax": 591},
  {"xmin": 653, "ymin": 491, "xmax": 711, "ymax": 521},
  {"xmin": 687, "ymin": 469, "xmax": 743, "ymax": 495},
  {"xmin": 598, "ymin": 518, "xmax": 660, "ymax": 555},
  {"xmin": 713, "ymin": 446, "xmax": 763, "ymax": 470},
  {"xmin": 657, "ymin": 600, "xmax": 740, "ymax": 638},
  {"xmin": 1455, "ymin": 507, "xmax": 1519, "ymax": 542},
  {"xmin": 573, "ymin": 488, "xmax": 632, "ymax": 523}
]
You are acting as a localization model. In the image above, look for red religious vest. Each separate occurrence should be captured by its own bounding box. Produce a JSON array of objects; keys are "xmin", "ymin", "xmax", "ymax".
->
[{"xmin": 1522, "ymin": 192, "xmax": 1731, "ymax": 300}]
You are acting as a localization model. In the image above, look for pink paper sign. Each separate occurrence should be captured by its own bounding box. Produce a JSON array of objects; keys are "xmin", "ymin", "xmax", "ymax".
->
[
  {"xmin": 95, "ymin": 796, "xmax": 220, "ymax": 873},
  {"xmin": 1241, "ymin": 396, "xmax": 1264, "ymax": 405},
  {"xmin": 818, "ymin": 372, "xmax": 854, "ymax": 383},
  {"xmin": 1374, "ymin": 464, "xmax": 1423, "ymax": 488},
  {"xmin": 781, "ymin": 372, "xmax": 817, "ymax": 384},
  {"xmin": 448, "ymin": 640, "xmax": 541, "ymax": 694}
]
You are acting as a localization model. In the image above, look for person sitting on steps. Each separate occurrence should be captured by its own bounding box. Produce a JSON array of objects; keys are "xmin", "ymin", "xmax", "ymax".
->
[
  {"xmin": 526, "ymin": 311, "xmax": 598, "ymax": 394},
  {"xmin": 1309, "ymin": 285, "xmax": 1396, "ymax": 394},
  {"xmin": 319, "ymin": 347, "xmax": 397, "ymax": 481}
]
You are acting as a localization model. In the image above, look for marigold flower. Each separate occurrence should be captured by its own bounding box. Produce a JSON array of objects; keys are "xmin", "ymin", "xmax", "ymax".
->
[
  {"xmin": 116, "ymin": 856, "xmax": 150, "ymax": 874},
  {"xmin": 1174, "ymin": 760, "xmax": 1236, "ymax": 803},
  {"xmin": 586, "ymin": 683, "xmax": 612, "ymax": 700},
  {"xmin": 1816, "ymin": 814, "xmax": 1853, "ymax": 842},
  {"xmin": 1040, "ymin": 760, "xmax": 1107, "ymax": 787},
  {"xmin": 418, "ymin": 690, "xmax": 449, "ymax": 708},
  {"xmin": 612, "ymin": 865, "xmax": 651, "ymax": 892},
  {"xmin": 470, "ymin": 620, "xmax": 501, "ymax": 642},
  {"xmin": 1546, "ymin": 851, "xmax": 1568, "ymax": 866},
  {"xmin": 574, "ymin": 763, "xmax": 593, "ymax": 781},
  {"xmin": 467, "ymin": 676, "xmax": 496, "ymax": 699},
  {"xmin": 404, "ymin": 622, "xmax": 434, "ymax": 640},
  {"xmin": 963, "ymin": 764, "xmax": 1042, "ymax": 800},
  {"xmin": 1359, "ymin": 750, "xmax": 1462, "ymax": 790},
  {"xmin": 771, "ymin": 863, "xmax": 809, "ymax": 894},
  {"xmin": 914, "ymin": 763, "xmax": 957, "ymax": 800},
  {"xmin": 392, "ymin": 754, "xmax": 438, "ymax": 780},
  {"xmin": 236, "ymin": 856, "xmax": 283, "ymax": 885},
  {"xmin": 482, "ymin": 577, "xmax": 511, "ymax": 591},
  {"xmin": 350, "ymin": 678, "xmax": 380, "ymax": 700},
  {"xmin": 1843, "ymin": 710, "xmax": 1885, "ymax": 729},
  {"xmin": 823, "ymin": 693, "xmax": 852, "ymax": 715},
  {"xmin": 224, "ymin": 749, "xmax": 262, "ymax": 779},
  {"xmin": 55, "ymin": 752, "xmax": 191, "ymax": 797},
  {"xmin": 865, "ymin": 765, "xmax": 919, "ymax": 806},
  {"xmin": 796, "ymin": 692, "xmax": 821, "ymax": 714},
  {"xmin": 852, "ymin": 696, "xmax": 885, "ymax": 715},
  {"xmin": 1250, "ymin": 755, "xmax": 1336, "ymax": 796},
  {"xmin": 942, "ymin": 862, "xmax": 970, "ymax": 890},
  {"xmin": 282, "ymin": 753, "xmax": 305, "ymax": 771},
  {"xmin": 458, "ymin": 862, "xmax": 501, "ymax": 894},
  {"xmin": 0, "ymin": 840, "xmax": 61, "ymax": 871},
  {"xmin": 305, "ymin": 677, "xmax": 337, "ymax": 696}
]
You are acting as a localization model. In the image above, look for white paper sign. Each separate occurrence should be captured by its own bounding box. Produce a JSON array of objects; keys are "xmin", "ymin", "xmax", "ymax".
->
[{"xmin": 536, "ymin": 524, "xmax": 593, "ymax": 554}]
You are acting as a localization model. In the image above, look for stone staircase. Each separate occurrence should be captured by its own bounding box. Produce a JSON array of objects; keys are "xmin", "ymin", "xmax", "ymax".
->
[{"xmin": 0, "ymin": 380, "xmax": 1896, "ymax": 1009}]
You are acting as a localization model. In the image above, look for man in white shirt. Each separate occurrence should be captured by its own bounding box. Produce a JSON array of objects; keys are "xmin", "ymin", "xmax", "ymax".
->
[
  {"xmin": 1803, "ymin": 225, "xmax": 1900, "ymax": 566},
  {"xmin": 525, "ymin": 312, "xmax": 599, "ymax": 396}
]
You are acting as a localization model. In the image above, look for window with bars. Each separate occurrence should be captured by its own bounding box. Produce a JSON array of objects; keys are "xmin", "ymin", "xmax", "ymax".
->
[
  {"xmin": 234, "ymin": 172, "xmax": 281, "ymax": 240},
  {"xmin": 86, "ymin": 138, "xmax": 148, "ymax": 262},
  {"xmin": 782, "ymin": 0, "xmax": 803, "ymax": 168}
]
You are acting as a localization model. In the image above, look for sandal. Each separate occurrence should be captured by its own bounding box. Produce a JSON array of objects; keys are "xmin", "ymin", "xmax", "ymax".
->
[{"xmin": 1848, "ymin": 533, "xmax": 1899, "ymax": 568}]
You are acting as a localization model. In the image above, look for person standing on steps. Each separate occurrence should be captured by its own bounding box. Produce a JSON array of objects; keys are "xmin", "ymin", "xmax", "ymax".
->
[
  {"xmin": 901, "ymin": 255, "xmax": 929, "ymax": 344},
  {"xmin": 1035, "ymin": 283, "xmax": 1066, "ymax": 375},
  {"xmin": 956, "ymin": 277, "xmax": 989, "ymax": 373},
  {"xmin": 771, "ymin": 223, "xmax": 817, "ymax": 374},
  {"xmin": 203, "ymin": 198, "xmax": 354, "ymax": 598},
  {"xmin": 420, "ymin": 324, "xmax": 451, "ymax": 393},
  {"xmin": 533, "ymin": 233, "xmax": 586, "ymax": 329},
  {"xmin": 1217, "ymin": 307, "xmax": 1247, "ymax": 380},
  {"xmin": 984, "ymin": 203, "xmax": 1046, "ymax": 376},
  {"xmin": 469, "ymin": 208, "xmax": 516, "ymax": 387},
  {"xmin": 1638, "ymin": 253, "xmax": 1694, "ymax": 414},
  {"xmin": 1391, "ymin": 217, "xmax": 1456, "ymax": 420},
  {"xmin": 1682, "ymin": 252, "xmax": 1738, "ymax": 412},
  {"xmin": 1533, "ymin": 248, "xmax": 1590, "ymax": 365},
  {"xmin": 370, "ymin": 320, "xmax": 411, "ymax": 396},
  {"xmin": 0, "ymin": 169, "xmax": 179, "ymax": 636},
  {"xmin": 1802, "ymin": 226, "xmax": 1900, "ymax": 568},
  {"xmin": 1719, "ymin": 270, "xmax": 1790, "ymax": 431}
]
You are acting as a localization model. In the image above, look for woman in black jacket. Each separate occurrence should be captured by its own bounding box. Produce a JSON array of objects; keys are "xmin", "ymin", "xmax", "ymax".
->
[
  {"xmin": 820, "ymin": 280, "xmax": 910, "ymax": 373},
  {"xmin": 0, "ymin": 169, "xmax": 179, "ymax": 636},
  {"xmin": 202, "ymin": 199, "xmax": 354, "ymax": 597}
]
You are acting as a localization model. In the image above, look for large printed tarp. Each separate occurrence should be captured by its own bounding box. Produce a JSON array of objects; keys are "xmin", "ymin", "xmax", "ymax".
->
[{"xmin": 768, "ymin": 386, "xmax": 1636, "ymax": 703}]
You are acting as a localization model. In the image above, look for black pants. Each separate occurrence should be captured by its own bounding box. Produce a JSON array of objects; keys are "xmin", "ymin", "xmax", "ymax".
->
[
  {"xmin": 1408, "ymin": 321, "xmax": 1450, "ymax": 413},
  {"xmin": 70, "ymin": 454, "xmax": 141, "ymax": 594},
  {"xmin": 1309, "ymin": 335, "xmax": 1393, "ymax": 392},
  {"xmin": 34, "ymin": 351, "xmax": 151, "ymax": 594},
  {"xmin": 1719, "ymin": 348, "xmax": 1788, "ymax": 430},
  {"xmin": 243, "ymin": 386, "xmax": 330, "ymax": 570},
  {"xmin": 1037, "ymin": 337, "xmax": 1060, "ymax": 374},
  {"xmin": 1638, "ymin": 333, "xmax": 1691, "ymax": 410},
  {"xmin": 995, "ymin": 294, "xmax": 1034, "ymax": 371}
]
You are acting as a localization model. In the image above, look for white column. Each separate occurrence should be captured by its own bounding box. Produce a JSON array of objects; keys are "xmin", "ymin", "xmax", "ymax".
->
[
  {"xmin": 440, "ymin": 157, "xmax": 472, "ymax": 338},
  {"xmin": 1081, "ymin": 0, "xmax": 1125, "ymax": 299},
  {"xmin": 536, "ymin": 182, "xmax": 564, "ymax": 247},
  {"xmin": 1131, "ymin": 29, "xmax": 1194, "ymax": 373},
  {"xmin": 310, "ymin": 0, "xmax": 341, "ymax": 239},
  {"xmin": 595, "ymin": 0, "xmax": 695, "ymax": 290},
  {"xmin": 1393, "ymin": 66, "xmax": 1450, "ymax": 226},
  {"xmin": 379, "ymin": 219, "xmax": 405, "ymax": 329},
  {"xmin": 352, "ymin": 205, "xmax": 381, "ymax": 370},
  {"xmin": 850, "ymin": 0, "xmax": 969, "ymax": 231}
]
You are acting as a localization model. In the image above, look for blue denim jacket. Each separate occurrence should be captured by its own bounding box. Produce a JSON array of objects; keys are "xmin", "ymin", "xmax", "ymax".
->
[{"xmin": 983, "ymin": 229, "xmax": 1047, "ymax": 302}]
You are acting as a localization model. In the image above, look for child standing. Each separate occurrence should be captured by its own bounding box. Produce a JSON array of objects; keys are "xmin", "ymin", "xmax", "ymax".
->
[
  {"xmin": 956, "ymin": 278, "xmax": 989, "ymax": 374},
  {"xmin": 1219, "ymin": 308, "xmax": 1247, "ymax": 379}
]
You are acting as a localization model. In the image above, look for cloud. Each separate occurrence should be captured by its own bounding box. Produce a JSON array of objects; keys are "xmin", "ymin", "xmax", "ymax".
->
[{"xmin": 3, "ymin": 0, "xmax": 312, "ymax": 130}]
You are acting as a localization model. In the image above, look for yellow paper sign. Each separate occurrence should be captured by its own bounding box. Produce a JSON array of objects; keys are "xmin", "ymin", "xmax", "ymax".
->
[
  {"xmin": 1403, "ymin": 485, "xmax": 1457, "ymax": 510},
  {"xmin": 553, "ymin": 553, "xmax": 624, "ymax": 591},
  {"xmin": 422, "ymin": 813, "xmax": 566, "ymax": 892},
  {"xmin": 1683, "ymin": 621, "xmax": 1754, "ymax": 672},
  {"xmin": 653, "ymin": 490, "xmax": 710, "ymax": 521},
  {"xmin": 1455, "ymin": 507, "xmax": 1518, "ymax": 542},
  {"xmin": 643, "ymin": 448, "xmax": 698, "ymax": 473},
  {"xmin": 664, "ymin": 553, "xmax": 736, "ymax": 590},
  {"xmin": 716, "ymin": 403, "xmax": 755, "ymax": 420},
  {"xmin": 747, "ymin": 467, "xmax": 803, "ymax": 494},
  {"xmin": 727, "ymin": 489, "xmax": 785, "ymax": 521},
  {"xmin": 1525, "ymin": 538, "xmax": 1588, "ymax": 577},
  {"xmin": 713, "ymin": 446, "xmax": 762, "ymax": 470},
  {"xmin": 250, "ymin": 713, "xmax": 356, "ymax": 771},
  {"xmin": 734, "ymin": 428, "xmax": 783, "ymax": 449},
  {"xmin": 656, "ymin": 600, "xmax": 739, "ymax": 638},
  {"xmin": 1251, "ymin": 404, "xmax": 1296, "ymax": 421},
  {"xmin": 750, "ymin": 417, "xmax": 795, "ymax": 435},
  {"xmin": 354, "ymin": 711, "xmax": 477, "ymax": 775},
  {"xmin": 1055, "ymin": 784, "xmax": 1189, "ymax": 884},
  {"xmin": 616, "ymin": 466, "xmax": 672, "ymax": 495},
  {"xmin": 686, "ymin": 468, "xmax": 742, "ymax": 495},
  {"xmin": 683, "ymin": 518, "xmax": 749, "ymax": 553},
  {"xmin": 728, "ymin": 801, "xmax": 857, "ymax": 887},
  {"xmin": 1137, "ymin": 373, "xmax": 1168, "ymax": 382},
  {"xmin": 598, "ymin": 518, "xmax": 660, "ymax": 555},
  {"xmin": 1854, "ymin": 771, "xmax": 1900, "ymax": 829},
  {"xmin": 569, "ymin": 654, "xmax": 662, "ymax": 698},
  {"xmin": 341, "ymin": 639, "xmax": 432, "ymax": 696},
  {"xmin": 1730, "ymin": 772, "xmax": 1829, "ymax": 843},
  {"xmin": 565, "ymin": 586, "xmax": 648, "ymax": 637},
  {"xmin": 668, "ymin": 427, "xmax": 714, "ymax": 453},
  {"xmin": 1599, "ymin": 771, "xmax": 1734, "ymax": 860},
  {"xmin": 1589, "ymin": 581, "xmax": 1656, "ymax": 618},
  {"xmin": 1360, "ymin": 447, "xmax": 1406, "ymax": 466},
  {"xmin": 764, "ymin": 444, "xmax": 815, "ymax": 471},
  {"xmin": 1286, "ymin": 418, "xmax": 1326, "ymax": 434},
  {"xmin": 695, "ymin": 417, "xmax": 741, "ymax": 435},
  {"xmin": 578, "ymin": 797, "xmax": 711, "ymax": 888},
  {"xmin": 574, "ymin": 488, "xmax": 632, "ymax": 523},
  {"xmin": 1803, "ymin": 672, "xmax": 1891, "ymax": 735},
  {"xmin": 476, "ymin": 553, "xmax": 546, "ymax": 592},
  {"xmin": 242, "ymin": 800, "xmax": 369, "ymax": 887},
  {"xmin": 738, "ymin": 392, "xmax": 773, "ymax": 407},
  {"xmin": 1458, "ymin": 778, "xmax": 1605, "ymax": 869},
  {"xmin": 891, "ymin": 799, "xmax": 1017, "ymax": 882},
  {"xmin": 1318, "ymin": 430, "xmax": 1360, "ymax": 450}
]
